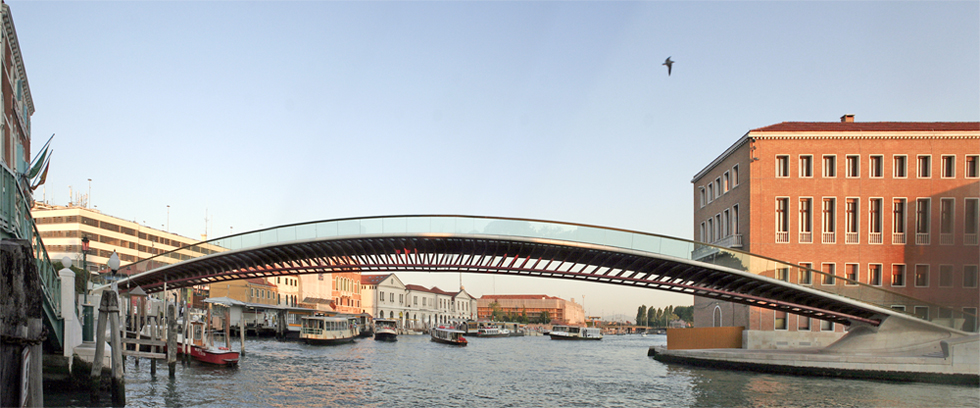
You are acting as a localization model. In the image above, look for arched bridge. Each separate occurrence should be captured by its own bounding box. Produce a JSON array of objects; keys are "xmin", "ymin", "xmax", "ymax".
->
[{"xmin": 111, "ymin": 215, "xmax": 968, "ymax": 331}]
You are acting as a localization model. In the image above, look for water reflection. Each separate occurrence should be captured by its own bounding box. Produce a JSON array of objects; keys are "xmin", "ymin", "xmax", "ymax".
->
[{"xmin": 50, "ymin": 335, "xmax": 978, "ymax": 407}]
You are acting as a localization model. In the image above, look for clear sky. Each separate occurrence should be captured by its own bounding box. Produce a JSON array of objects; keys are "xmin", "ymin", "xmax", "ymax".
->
[{"xmin": 10, "ymin": 1, "xmax": 979, "ymax": 319}]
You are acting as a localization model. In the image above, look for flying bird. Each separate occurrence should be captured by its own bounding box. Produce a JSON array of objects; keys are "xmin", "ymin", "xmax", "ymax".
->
[{"xmin": 663, "ymin": 56, "xmax": 674, "ymax": 76}]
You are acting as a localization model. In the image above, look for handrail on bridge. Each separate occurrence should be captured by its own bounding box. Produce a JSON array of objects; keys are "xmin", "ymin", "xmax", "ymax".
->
[{"xmin": 116, "ymin": 215, "xmax": 976, "ymax": 332}]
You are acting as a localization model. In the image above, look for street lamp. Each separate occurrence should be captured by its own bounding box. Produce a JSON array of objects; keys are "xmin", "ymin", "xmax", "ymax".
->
[
  {"xmin": 81, "ymin": 236, "xmax": 93, "ymax": 342},
  {"xmin": 81, "ymin": 236, "xmax": 90, "ymax": 301},
  {"xmin": 108, "ymin": 251, "xmax": 120, "ymax": 293}
]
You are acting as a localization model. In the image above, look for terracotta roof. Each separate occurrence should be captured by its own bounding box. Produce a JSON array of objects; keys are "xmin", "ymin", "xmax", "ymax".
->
[
  {"xmin": 751, "ymin": 122, "xmax": 979, "ymax": 133},
  {"xmin": 361, "ymin": 274, "xmax": 390, "ymax": 285},
  {"xmin": 481, "ymin": 294, "xmax": 560, "ymax": 300}
]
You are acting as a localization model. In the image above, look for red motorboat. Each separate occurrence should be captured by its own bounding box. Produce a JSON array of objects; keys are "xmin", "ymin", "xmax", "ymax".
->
[{"xmin": 180, "ymin": 320, "xmax": 239, "ymax": 366}]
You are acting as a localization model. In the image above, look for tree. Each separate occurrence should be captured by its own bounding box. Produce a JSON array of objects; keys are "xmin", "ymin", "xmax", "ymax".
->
[
  {"xmin": 636, "ymin": 305, "xmax": 647, "ymax": 327},
  {"xmin": 647, "ymin": 306, "xmax": 657, "ymax": 327},
  {"xmin": 538, "ymin": 310, "xmax": 551, "ymax": 324},
  {"xmin": 489, "ymin": 301, "xmax": 503, "ymax": 321}
]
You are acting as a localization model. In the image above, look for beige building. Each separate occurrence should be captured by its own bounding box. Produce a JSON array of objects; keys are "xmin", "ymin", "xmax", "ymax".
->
[
  {"xmin": 209, "ymin": 278, "xmax": 278, "ymax": 306},
  {"xmin": 477, "ymin": 295, "xmax": 585, "ymax": 325},
  {"xmin": 32, "ymin": 202, "xmax": 219, "ymax": 274}
]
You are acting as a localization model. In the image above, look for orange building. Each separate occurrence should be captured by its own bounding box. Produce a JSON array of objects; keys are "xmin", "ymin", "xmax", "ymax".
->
[
  {"xmin": 330, "ymin": 272, "xmax": 362, "ymax": 315},
  {"xmin": 692, "ymin": 115, "xmax": 979, "ymax": 349},
  {"xmin": 477, "ymin": 294, "xmax": 585, "ymax": 325},
  {"xmin": 209, "ymin": 278, "xmax": 279, "ymax": 306}
]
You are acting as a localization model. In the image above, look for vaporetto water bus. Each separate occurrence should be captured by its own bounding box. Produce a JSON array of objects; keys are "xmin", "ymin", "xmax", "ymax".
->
[
  {"xmin": 373, "ymin": 318, "xmax": 398, "ymax": 342},
  {"xmin": 548, "ymin": 325, "xmax": 603, "ymax": 341},
  {"xmin": 431, "ymin": 327, "xmax": 468, "ymax": 346},
  {"xmin": 300, "ymin": 315, "xmax": 359, "ymax": 345}
]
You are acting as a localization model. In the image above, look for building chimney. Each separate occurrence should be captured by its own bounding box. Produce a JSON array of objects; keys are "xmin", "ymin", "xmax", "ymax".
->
[{"xmin": 841, "ymin": 114, "xmax": 855, "ymax": 123}]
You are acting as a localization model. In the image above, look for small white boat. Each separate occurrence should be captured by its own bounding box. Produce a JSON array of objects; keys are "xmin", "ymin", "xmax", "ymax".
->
[
  {"xmin": 476, "ymin": 325, "xmax": 510, "ymax": 338},
  {"xmin": 549, "ymin": 325, "xmax": 603, "ymax": 341},
  {"xmin": 300, "ymin": 315, "xmax": 358, "ymax": 345},
  {"xmin": 431, "ymin": 326, "xmax": 467, "ymax": 346},
  {"xmin": 374, "ymin": 318, "xmax": 398, "ymax": 342}
]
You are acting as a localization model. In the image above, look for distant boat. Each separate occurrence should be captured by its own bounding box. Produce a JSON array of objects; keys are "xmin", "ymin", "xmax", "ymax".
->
[
  {"xmin": 476, "ymin": 325, "xmax": 511, "ymax": 338},
  {"xmin": 431, "ymin": 326, "xmax": 467, "ymax": 346},
  {"xmin": 549, "ymin": 325, "xmax": 603, "ymax": 341},
  {"xmin": 374, "ymin": 318, "xmax": 398, "ymax": 342},
  {"xmin": 300, "ymin": 315, "xmax": 358, "ymax": 345}
]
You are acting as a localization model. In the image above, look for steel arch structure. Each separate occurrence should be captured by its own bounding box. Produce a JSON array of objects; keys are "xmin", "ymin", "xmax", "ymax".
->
[{"xmin": 108, "ymin": 215, "xmax": 963, "ymax": 330}]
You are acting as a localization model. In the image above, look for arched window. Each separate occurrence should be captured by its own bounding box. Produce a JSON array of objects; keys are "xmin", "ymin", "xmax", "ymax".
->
[{"xmin": 712, "ymin": 306, "xmax": 722, "ymax": 327}]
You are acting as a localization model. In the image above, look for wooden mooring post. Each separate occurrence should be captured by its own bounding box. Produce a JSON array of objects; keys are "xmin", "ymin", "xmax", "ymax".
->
[
  {"xmin": 167, "ymin": 304, "xmax": 177, "ymax": 377},
  {"xmin": 1, "ymin": 240, "xmax": 45, "ymax": 408},
  {"xmin": 90, "ymin": 289, "xmax": 125, "ymax": 406}
]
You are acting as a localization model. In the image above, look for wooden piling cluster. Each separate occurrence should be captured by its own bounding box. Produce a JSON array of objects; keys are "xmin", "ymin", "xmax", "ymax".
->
[{"xmin": 0, "ymin": 240, "xmax": 44, "ymax": 408}]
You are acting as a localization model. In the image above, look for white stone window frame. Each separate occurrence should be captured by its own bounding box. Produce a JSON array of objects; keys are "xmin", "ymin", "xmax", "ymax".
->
[
  {"xmin": 917, "ymin": 154, "xmax": 932, "ymax": 179},
  {"xmin": 941, "ymin": 155, "xmax": 956, "ymax": 179},
  {"xmin": 822, "ymin": 154, "xmax": 837, "ymax": 178},
  {"xmin": 893, "ymin": 154, "xmax": 908, "ymax": 179},
  {"xmin": 869, "ymin": 154, "xmax": 884, "ymax": 178},
  {"xmin": 845, "ymin": 154, "xmax": 861, "ymax": 178}
]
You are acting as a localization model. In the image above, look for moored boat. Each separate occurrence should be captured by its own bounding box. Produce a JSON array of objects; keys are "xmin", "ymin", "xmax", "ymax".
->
[
  {"xmin": 300, "ymin": 315, "xmax": 358, "ymax": 345},
  {"xmin": 374, "ymin": 318, "xmax": 398, "ymax": 342},
  {"xmin": 549, "ymin": 325, "xmax": 603, "ymax": 341},
  {"xmin": 179, "ymin": 320, "xmax": 240, "ymax": 366},
  {"xmin": 430, "ymin": 326, "xmax": 467, "ymax": 346}
]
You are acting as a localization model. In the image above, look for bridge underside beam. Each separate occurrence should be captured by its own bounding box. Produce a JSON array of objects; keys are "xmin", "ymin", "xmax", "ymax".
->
[{"xmin": 120, "ymin": 236, "xmax": 882, "ymax": 327}]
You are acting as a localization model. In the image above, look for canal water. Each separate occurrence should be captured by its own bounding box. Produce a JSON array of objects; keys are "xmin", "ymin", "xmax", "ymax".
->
[{"xmin": 51, "ymin": 334, "xmax": 977, "ymax": 407}]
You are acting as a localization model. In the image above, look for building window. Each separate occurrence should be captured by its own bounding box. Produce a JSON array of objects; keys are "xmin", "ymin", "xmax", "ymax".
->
[
  {"xmin": 893, "ymin": 198, "xmax": 907, "ymax": 244},
  {"xmin": 822, "ymin": 198, "xmax": 836, "ymax": 243},
  {"xmin": 914, "ymin": 306, "xmax": 929, "ymax": 320},
  {"xmin": 967, "ymin": 155, "xmax": 979, "ymax": 178},
  {"xmin": 799, "ymin": 198, "xmax": 813, "ymax": 243},
  {"xmin": 869, "ymin": 264, "xmax": 882, "ymax": 286},
  {"xmin": 390, "ymin": 293, "xmax": 394, "ymax": 302},
  {"xmin": 707, "ymin": 218, "xmax": 714, "ymax": 242},
  {"xmin": 845, "ymin": 263, "xmax": 859, "ymax": 285},
  {"xmin": 939, "ymin": 265, "xmax": 953, "ymax": 288},
  {"xmin": 723, "ymin": 209, "xmax": 731, "ymax": 237},
  {"xmin": 964, "ymin": 308, "xmax": 978, "ymax": 333},
  {"xmin": 894, "ymin": 155, "xmax": 907, "ymax": 178},
  {"xmin": 869, "ymin": 198, "xmax": 883, "ymax": 244},
  {"xmin": 715, "ymin": 214, "xmax": 722, "ymax": 240},
  {"xmin": 707, "ymin": 184, "xmax": 714, "ymax": 203},
  {"xmin": 820, "ymin": 320, "xmax": 833, "ymax": 331},
  {"xmin": 846, "ymin": 155, "xmax": 860, "ymax": 178},
  {"xmin": 845, "ymin": 198, "xmax": 859, "ymax": 244},
  {"xmin": 917, "ymin": 155, "xmax": 931, "ymax": 178},
  {"xmin": 732, "ymin": 204, "xmax": 740, "ymax": 235},
  {"xmin": 822, "ymin": 155, "xmax": 836, "ymax": 178},
  {"xmin": 822, "ymin": 263, "xmax": 836, "ymax": 285},
  {"xmin": 967, "ymin": 199, "xmax": 979, "ymax": 246},
  {"xmin": 776, "ymin": 198, "xmax": 789, "ymax": 243},
  {"xmin": 776, "ymin": 267, "xmax": 789, "ymax": 281},
  {"xmin": 699, "ymin": 187, "xmax": 706, "ymax": 208},
  {"xmin": 799, "ymin": 155, "xmax": 813, "ymax": 178},
  {"xmin": 965, "ymin": 265, "xmax": 978, "ymax": 288},
  {"xmin": 941, "ymin": 155, "xmax": 956, "ymax": 178},
  {"xmin": 798, "ymin": 262, "xmax": 812, "ymax": 285},
  {"xmin": 868, "ymin": 155, "xmax": 883, "ymax": 178},
  {"xmin": 798, "ymin": 316, "xmax": 810, "ymax": 331},
  {"xmin": 723, "ymin": 171, "xmax": 730, "ymax": 193},
  {"xmin": 732, "ymin": 164, "xmax": 739, "ymax": 186},
  {"xmin": 775, "ymin": 311, "xmax": 788, "ymax": 330},
  {"xmin": 776, "ymin": 155, "xmax": 790, "ymax": 178},
  {"xmin": 916, "ymin": 198, "xmax": 931, "ymax": 245},
  {"xmin": 699, "ymin": 222, "xmax": 707, "ymax": 242},
  {"xmin": 891, "ymin": 264, "xmax": 906, "ymax": 287},
  {"xmin": 914, "ymin": 264, "xmax": 929, "ymax": 287},
  {"xmin": 940, "ymin": 198, "xmax": 955, "ymax": 245}
]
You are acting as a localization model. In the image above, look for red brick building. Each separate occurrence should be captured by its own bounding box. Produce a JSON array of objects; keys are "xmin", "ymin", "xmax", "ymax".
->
[{"xmin": 692, "ymin": 115, "xmax": 979, "ymax": 348}]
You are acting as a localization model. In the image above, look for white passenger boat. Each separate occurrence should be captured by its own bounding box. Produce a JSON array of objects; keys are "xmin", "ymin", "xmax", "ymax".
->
[
  {"xmin": 476, "ymin": 325, "xmax": 511, "ymax": 338},
  {"xmin": 374, "ymin": 318, "xmax": 398, "ymax": 342},
  {"xmin": 548, "ymin": 325, "xmax": 603, "ymax": 341},
  {"xmin": 431, "ymin": 326, "xmax": 468, "ymax": 346},
  {"xmin": 300, "ymin": 315, "xmax": 358, "ymax": 345}
]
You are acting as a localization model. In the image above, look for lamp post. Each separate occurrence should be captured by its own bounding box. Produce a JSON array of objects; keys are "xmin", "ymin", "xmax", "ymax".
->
[
  {"xmin": 81, "ymin": 236, "xmax": 93, "ymax": 342},
  {"xmin": 108, "ymin": 251, "xmax": 120, "ymax": 293}
]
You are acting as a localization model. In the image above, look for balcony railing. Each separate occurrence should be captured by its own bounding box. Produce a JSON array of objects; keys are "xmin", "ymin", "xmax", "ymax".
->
[
  {"xmin": 775, "ymin": 231, "xmax": 789, "ymax": 243},
  {"xmin": 822, "ymin": 232, "xmax": 836, "ymax": 244},
  {"xmin": 892, "ymin": 232, "xmax": 906, "ymax": 244},
  {"xmin": 966, "ymin": 234, "xmax": 979, "ymax": 246},
  {"xmin": 731, "ymin": 233, "xmax": 743, "ymax": 248},
  {"xmin": 845, "ymin": 232, "xmax": 859, "ymax": 244},
  {"xmin": 939, "ymin": 233, "xmax": 954, "ymax": 245},
  {"xmin": 868, "ymin": 232, "xmax": 883, "ymax": 244},
  {"xmin": 916, "ymin": 233, "xmax": 930, "ymax": 245},
  {"xmin": 799, "ymin": 232, "xmax": 812, "ymax": 243}
]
